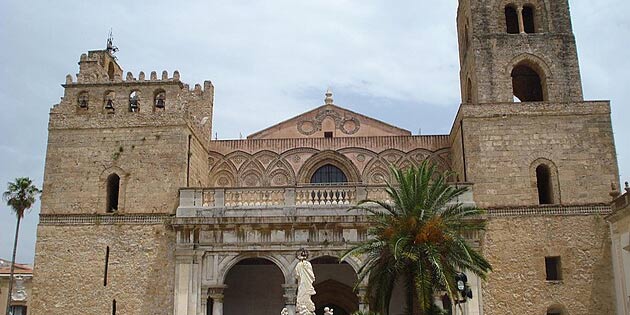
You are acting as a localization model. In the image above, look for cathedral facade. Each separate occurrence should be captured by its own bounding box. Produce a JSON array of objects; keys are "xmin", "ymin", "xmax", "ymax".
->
[{"xmin": 30, "ymin": 0, "xmax": 620, "ymax": 314}]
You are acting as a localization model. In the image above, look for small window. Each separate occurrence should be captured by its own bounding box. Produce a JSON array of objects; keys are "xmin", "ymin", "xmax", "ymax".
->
[
  {"xmin": 546, "ymin": 305, "xmax": 565, "ymax": 315},
  {"xmin": 9, "ymin": 306, "xmax": 27, "ymax": 315},
  {"xmin": 78, "ymin": 92, "xmax": 89, "ymax": 109},
  {"xmin": 106, "ymin": 174, "xmax": 120, "ymax": 212},
  {"xmin": 505, "ymin": 5, "xmax": 519, "ymax": 34},
  {"xmin": 512, "ymin": 64, "xmax": 544, "ymax": 102},
  {"xmin": 536, "ymin": 164, "xmax": 553, "ymax": 204},
  {"xmin": 324, "ymin": 131, "xmax": 333, "ymax": 138},
  {"xmin": 545, "ymin": 256, "xmax": 562, "ymax": 281},
  {"xmin": 154, "ymin": 90, "xmax": 166, "ymax": 109},
  {"xmin": 311, "ymin": 164, "xmax": 348, "ymax": 184},
  {"xmin": 522, "ymin": 6, "xmax": 536, "ymax": 33},
  {"xmin": 129, "ymin": 91, "xmax": 139, "ymax": 112},
  {"xmin": 112, "ymin": 299, "xmax": 117, "ymax": 315}
]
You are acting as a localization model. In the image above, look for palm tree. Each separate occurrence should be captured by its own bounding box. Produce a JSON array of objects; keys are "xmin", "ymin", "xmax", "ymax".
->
[
  {"xmin": 3, "ymin": 177, "xmax": 40, "ymax": 315},
  {"xmin": 342, "ymin": 161, "xmax": 491, "ymax": 315}
]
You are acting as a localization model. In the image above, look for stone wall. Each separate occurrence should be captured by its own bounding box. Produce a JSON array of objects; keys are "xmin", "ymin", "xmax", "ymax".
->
[
  {"xmin": 30, "ymin": 223, "xmax": 174, "ymax": 315},
  {"xmin": 41, "ymin": 125, "xmax": 190, "ymax": 214},
  {"xmin": 481, "ymin": 214, "xmax": 614, "ymax": 315},
  {"xmin": 453, "ymin": 101, "xmax": 618, "ymax": 208}
]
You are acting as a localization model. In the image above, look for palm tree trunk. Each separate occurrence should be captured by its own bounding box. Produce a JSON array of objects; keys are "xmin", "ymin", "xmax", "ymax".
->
[{"xmin": 5, "ymin": 215, "xmax": 21, "ymax": 315}]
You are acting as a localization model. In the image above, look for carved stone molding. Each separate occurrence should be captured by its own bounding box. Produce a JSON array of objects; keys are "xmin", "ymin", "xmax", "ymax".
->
[{"xmin": 297, "ymin": 108, "xmax": 360, "ymax": 136}]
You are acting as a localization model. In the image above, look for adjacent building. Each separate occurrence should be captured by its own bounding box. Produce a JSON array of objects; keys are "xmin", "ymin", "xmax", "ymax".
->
[{"xmin": 1, "ymin": 259, "xmax": 33, "ymax": 315}]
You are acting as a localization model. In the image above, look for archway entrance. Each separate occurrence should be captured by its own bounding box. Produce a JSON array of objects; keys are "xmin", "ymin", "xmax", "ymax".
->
[
  {"xmin": 223, "ymin": 258, "xmax": 284, "ymax": 315},
  {"xmin": 311, "ymin": 256, "xmax": 359, "ymax": 315}
]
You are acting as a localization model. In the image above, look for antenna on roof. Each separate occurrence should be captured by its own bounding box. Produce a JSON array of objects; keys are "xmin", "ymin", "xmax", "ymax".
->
[
  {"xmin": 106, "ymin": 29, "xmax": 119, "ymax": 56},
  {"xmin": 214, "ymin": 132, "xmax": 218, "ymax": 140}
]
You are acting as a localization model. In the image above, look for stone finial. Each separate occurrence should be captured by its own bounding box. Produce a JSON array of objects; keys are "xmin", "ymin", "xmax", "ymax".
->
[
  {"xmin": 126, "ymin": 72, "xmax": 134, "ymax": 81},
  {"xmin": 162, "ymin": 70, "xmax": 168, "ymax": 80},
  {"xmin": 150, "ymin": 71, "xmax": 157, "ymax": 80},
  {"xmin": 65, "ymin": 74, "xmax": 73, "ymax": 84},
  {"xmin": 324, "ymin": 88, "xmax": 333, "ymax": 105},
  {"xmin": 139, "ymin": 71, "xmax": 145, "ymax": 81},
  {"xmin": 610, "ymin": 182, "xmax": 621, "ymax": 199},
  {"xmin": 173, "ymin": 70, "xmax": 180, "ymax": 81}
]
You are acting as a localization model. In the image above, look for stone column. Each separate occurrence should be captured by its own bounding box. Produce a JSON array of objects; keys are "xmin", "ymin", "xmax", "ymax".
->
[
  {"xmin": 357, "ymin": 285, "xmax": 369, "ymax": 312},
  {"xmin": 282, "ymin": 283, "xmax": 297, "ymax": 315},
  {"xmin": 517, "ymin": 6, "xmax": 525, "ymax": 34},
  {"xmin": 200, "ymin": 289, "xmax": 209, "ymax": 315},
  {"xmin": 209, "ymin": 286, "xmax": 226, "ymax": 315}
]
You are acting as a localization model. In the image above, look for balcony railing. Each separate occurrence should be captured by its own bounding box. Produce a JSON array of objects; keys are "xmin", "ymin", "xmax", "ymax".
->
[{"xmin": 177, "ymin": 183, "xmax": 474, "ymax": 217}]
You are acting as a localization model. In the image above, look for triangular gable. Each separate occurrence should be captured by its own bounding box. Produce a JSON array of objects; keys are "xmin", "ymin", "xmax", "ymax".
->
[{"xmin": 248, "ymin": 104, "xmax": 411, "ymax": 139}]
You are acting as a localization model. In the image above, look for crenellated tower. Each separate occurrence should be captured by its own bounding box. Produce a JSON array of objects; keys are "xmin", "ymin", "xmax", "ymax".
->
[
  {"xmin": 32, "ymin": 46, "xmax": 214, "ymax": 315},
  {"xmin": 41, "ymin": 48, "xmax": 214, "ymax": 215},
  {"xmin": 457, "ymin": 0, "xmax": 583, "ymax": 103}
]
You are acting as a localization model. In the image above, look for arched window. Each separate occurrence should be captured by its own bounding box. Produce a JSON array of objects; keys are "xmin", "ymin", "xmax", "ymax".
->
[
  {"xmin": 108, "ymin": 63, "xmax": 115, "ymax": 81},
  {"xmin": 311, "ymin": 164, "xmax": 348, "ymax": 184},
  {"xmin": 505, "ymin": 5, "xmax": 519, "ymax": 34},
  {"xmin": 106, "ymin": 174, "xmax": 120, "ymax": 212},
  {"xmin": 78, "ymin": 91, "xmax": 89, "ymax": 109},
  {"xmin": 522, "ymin": 5, "xmax": 536, "ymax": 33},
  {"xmin": 466, "ymin": 77, "xmax": 473, "ymax": 103},
  {"xmin": 129, "ymin": 91, "xmax": 139, "ymax": 112},
  {"xmin": 536, "ymin": 164, "xmax": 553, "ymax": 204},
  {"xmin": 511, "ymin": 64, "xmax": 544, "ymax": 102},
  {"xmin": 104, "ymin": 91, "xmax": 115, "ymax": 110},
  {"xmin": 154, "ymin": 90, "xmax": 166, "ymax": 109}
]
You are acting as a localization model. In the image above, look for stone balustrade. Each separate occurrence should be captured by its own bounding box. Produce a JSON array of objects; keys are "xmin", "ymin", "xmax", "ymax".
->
[{"xmin": 177, "ymin": 183, "xmax": 474, "ymax": 217}]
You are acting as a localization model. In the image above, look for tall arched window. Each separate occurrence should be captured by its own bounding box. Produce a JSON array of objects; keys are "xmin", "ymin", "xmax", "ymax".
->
[
  {"xmin": 78, "ymin": 91, "xmax": 89, "ymax": 109},
  {"xmin": 536, "ymin": 164, "xmax": 553, "ymax": 205},
  {"xmin": 104, "ymin": 91, "xmax": 115, "ymax": 110},
  {"xmin": 505, "ymin": 5, "xmax": 519, "ymax": 34},
  {"xmin": 129, "ymin": 91, "xmax": 139, "ymax": 112},
  {"xmin": 108, "ymin": 63, "xmax": 115, "ymax": 81},
  {"xmin": 106, "ymin": 174, "xmax": 120, "ymax": 212},
  {"xmin": 522, "ymin": 5, "xmax": 536, "ymax": 33},
  {"xmin": 154, "ymin": 90, "xmax": 166, "ymax": 109},
  {"xmin": 311, "ymin": 165, "xmax": 348, "ymax": 184},
  {"xmin": 512, "ymin": 63, "xmax": 544, "ymax": 102},
  {"xmin": 466, "ymin": 77, "xmax": 473, "ymax": 103}
]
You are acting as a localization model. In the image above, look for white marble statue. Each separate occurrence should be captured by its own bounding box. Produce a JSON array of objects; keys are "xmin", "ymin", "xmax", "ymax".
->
[
  {"xmin": 295, "ymin": 251, "xmax": 316, "ymax": 315},
  {"xmin": 324, "ymin": 306, "xmax": 334, "ymax": 315}
]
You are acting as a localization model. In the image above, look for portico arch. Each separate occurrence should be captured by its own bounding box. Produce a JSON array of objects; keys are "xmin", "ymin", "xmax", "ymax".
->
[
  {"xmin": 309, "ymin": 256, "xmax": 360, "ymax": 315},
  {"xmin": 222, "ymin": 257, "xmax": 286, "ymax": 315}
]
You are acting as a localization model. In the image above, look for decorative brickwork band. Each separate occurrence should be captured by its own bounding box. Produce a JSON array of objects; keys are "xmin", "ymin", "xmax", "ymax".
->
[
  {"xmin": 487, "ymin": 205, "xmax": 611, "ymax": 217},
  {"xmin": 39, "ymin": 214, "xmax": 171, "ymax": 225}
]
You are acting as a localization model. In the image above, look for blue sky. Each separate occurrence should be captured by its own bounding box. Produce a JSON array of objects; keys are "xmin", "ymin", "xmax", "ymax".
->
[{"xmin": 0, "ymin": 0, "xmax": 628, "ymax": 263}]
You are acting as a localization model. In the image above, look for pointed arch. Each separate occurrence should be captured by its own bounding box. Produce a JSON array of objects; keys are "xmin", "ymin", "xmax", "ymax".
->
[
  {"xmin": 507, "ymin": 53, "xmax": 552, "ymax": 102},
  {"xmin": 99, "ymin": 166, "xmax": 129, "ymax": 213},
  {"xmin": 298, "ymin": 151, "xmax": 361, "ymax": 184}
]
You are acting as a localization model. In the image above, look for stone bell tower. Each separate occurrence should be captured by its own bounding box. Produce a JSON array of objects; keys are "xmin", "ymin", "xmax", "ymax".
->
[{"xmin": 456, "ymin": 0, "xmax": 584, "ymax": 103}]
